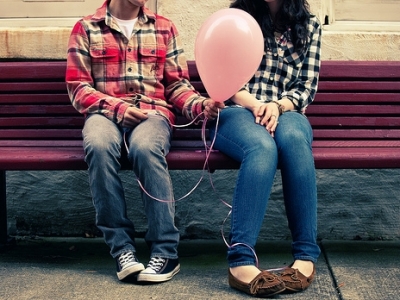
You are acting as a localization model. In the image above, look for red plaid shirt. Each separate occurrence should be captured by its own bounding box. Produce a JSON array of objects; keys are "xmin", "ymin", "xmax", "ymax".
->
[{"xmin": 66, "ymin": 0, "xmax": 205, "ymax": 126}]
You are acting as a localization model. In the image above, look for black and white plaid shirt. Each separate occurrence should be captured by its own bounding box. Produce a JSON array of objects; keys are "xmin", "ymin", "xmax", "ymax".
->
[{"xmin": 241, "ymin": 16, "xmax": 322, "ymax": 113}]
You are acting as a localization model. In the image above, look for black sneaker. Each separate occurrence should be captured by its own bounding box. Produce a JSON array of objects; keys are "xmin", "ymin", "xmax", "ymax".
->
[
  {"xmin": 116, "ymin": 251, "xmax": 145, "ymax": 281},
  {"xmin": 137, "ymin": 257, "xmax": 180, "ymax": 282}
]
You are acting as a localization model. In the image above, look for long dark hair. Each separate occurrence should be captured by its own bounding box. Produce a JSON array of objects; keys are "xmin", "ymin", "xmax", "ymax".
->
[{"xmin": 229, "ymin": 0, "xmax": 311, "ymax": 51}]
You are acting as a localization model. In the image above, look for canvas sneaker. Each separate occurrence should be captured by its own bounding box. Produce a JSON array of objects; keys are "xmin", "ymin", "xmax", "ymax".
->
[
  {"xmin": 137, "ymin": 257, "xmax": 180, "ymax": 283},
  {"xmin": 116, "ymin": 251, "xmax": 145, "ymax": 281}
]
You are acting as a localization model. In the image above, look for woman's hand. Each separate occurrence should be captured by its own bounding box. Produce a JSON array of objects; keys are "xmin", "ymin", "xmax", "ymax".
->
[
  {"xmin": 202, "ymin": 98, "xmax": 225, "ymax": 120},
  {"xmin": 254, "ymin": 103, "xmax": 280, "ymax": 137}
]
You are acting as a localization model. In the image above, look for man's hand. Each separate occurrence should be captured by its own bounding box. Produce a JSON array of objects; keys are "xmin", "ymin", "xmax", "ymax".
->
[
  {"xmin": 202, "ymin": 98, "xmax": 225, "ymax": 120},
  {"xmin": 121, "ymin": 107, "xmax": 148, "ymax": 128}
]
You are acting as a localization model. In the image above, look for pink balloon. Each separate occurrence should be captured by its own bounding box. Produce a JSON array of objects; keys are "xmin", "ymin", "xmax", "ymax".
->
[{"xmin": 195, "ymin": 8, "xmax": 264, "ymax": 102}]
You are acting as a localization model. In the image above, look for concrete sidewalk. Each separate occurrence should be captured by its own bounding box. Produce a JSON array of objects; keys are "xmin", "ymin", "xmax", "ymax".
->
[{"xmin": 1, "ymin": 237, "xmax": 399, "ymax": 300}]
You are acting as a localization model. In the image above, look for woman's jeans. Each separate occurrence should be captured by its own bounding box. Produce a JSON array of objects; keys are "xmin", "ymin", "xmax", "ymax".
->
[
  {"xmin": 209, "ymin": 107, "xmax": 321, "ymax": 267},
  {"xmin": 82, "ymin": 113, "xmax": 179, "ymax": 259}
]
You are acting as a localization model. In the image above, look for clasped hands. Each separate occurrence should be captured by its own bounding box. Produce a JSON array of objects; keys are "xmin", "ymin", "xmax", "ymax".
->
[
  {"xmin": 254, "ymin": 102, "xmax": 280, "ymax": 137},
  {"xmin": 121, "ymin": 106, "xmax": 149, "ymax": 128}
]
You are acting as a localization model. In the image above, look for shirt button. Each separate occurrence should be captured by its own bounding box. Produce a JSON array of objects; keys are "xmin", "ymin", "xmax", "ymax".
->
[
  {"xmin": 274, "ymin": 53, "xmax": 278, "ymax": 57},
  {"xmin": 128, "ymin": 48, "xmax": 132, "ymax": 52},
  {"xmin": 128, "ymin": 67, "xmax": 132, "ymax": 72},
  {"xmin": 269, "ymin": 77, "xmax": 274, "ymax": 81},
  {"xmin": 129, "ymin": 88, "xmax": 134, "ymax": 92}
]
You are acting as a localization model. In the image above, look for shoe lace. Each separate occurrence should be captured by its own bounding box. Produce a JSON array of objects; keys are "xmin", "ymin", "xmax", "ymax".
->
[
  {"xmin": 147, "ymin": 257, "xmax": 166, "ymax": 272},
  {"xmin": 250, "ymin": 272, "xmax": 279, "ymax": 294},
  {"xmin": 119, "ymin": 251, "xmax": 135, "ymax": 266},
  {"xmin": 280, "ymin": 268, "xmax": 301, "ymax": 281}
]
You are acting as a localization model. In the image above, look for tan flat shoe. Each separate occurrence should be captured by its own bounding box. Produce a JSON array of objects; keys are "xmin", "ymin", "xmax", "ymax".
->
[
  {"xmin": 279, "ymin": 265, "xmax": 316, "ymax": 292},
  {"xmin": 228, "ymin": 269, "xmax": 286, "ymax": 297}
]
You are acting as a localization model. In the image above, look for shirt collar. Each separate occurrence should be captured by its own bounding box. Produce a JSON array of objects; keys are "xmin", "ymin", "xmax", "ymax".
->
[{"xmin": 90, "ymin": 0, "xmax": 156, "ymax": 25}]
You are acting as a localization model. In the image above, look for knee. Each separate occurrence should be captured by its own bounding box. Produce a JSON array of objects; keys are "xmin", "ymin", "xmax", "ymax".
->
[
  {"xmin": 278, "ymin": 128, "xmax": 312, "ymax": 149},
  {"xmin": 277, "ymin": 114, "xmax": 312, "ymax": 146},
  {"xmin": 285, "ymin": 129, "xmax": 310, "ymax": 143},
  {"xmin": 246, "ymin": 138, "xmax": 278, "ymax": 167},
  {"xmin": 128, "ymin": 140, "xmax": 166, "ymax": 166},
  {"xmin": 84, "ymin": 134, "xmax": 121, "ymax": 162}
]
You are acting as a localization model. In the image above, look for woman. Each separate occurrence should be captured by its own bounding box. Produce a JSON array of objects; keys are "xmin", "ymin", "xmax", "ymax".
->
[{"xmin": 203, "ymin": 0, "xmax": 322, "ymax": 297}]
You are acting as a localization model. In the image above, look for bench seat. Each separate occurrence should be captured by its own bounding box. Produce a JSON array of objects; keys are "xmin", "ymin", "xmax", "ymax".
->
[{"xmin": 1, "ymin": 141, "xmax": 400, "ymax": 170}]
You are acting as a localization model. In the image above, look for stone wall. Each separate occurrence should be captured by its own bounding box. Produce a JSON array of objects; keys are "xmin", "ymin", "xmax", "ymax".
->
[
  {"xmin": 6, "ymin": 169, "xmax": 400, "ymax": 241},
  {"xmin": 2, "ymin": 0, "xmax": 400, "ymax": 241}
]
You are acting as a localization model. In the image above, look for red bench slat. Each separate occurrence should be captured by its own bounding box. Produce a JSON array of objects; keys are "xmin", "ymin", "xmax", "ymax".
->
[
  {"xmin": 317, "ymin": 61, "xmax": 400, "ymax": 79},
  {"xmin": 306, "ymin": 105, "xmax": 400, "ymax": 115},
  {"xmin": 0, "ymin": 129, "xmax": 83, "ymax": 139},
  {"xmin": 314, "ymin": 93, "xmax": 400, "ymax": 103},
  {"xmin": 2, "ymin": 145, "xmax": 400, "ymax": 170},
  {"xmin": 318, "ymin": 81, "xmax": 400, "ymax": 92},
  {"xmin": 0, "ymin": 94, "xmax": 70, "ymax": 104},
  {"xmin": 0, "ymin": 117, "xmax": 84, "ymax": 128},
  {"xmin": 313, "ymin": 129, "xmax": 400, "ymax": 139},
  {"xmin": 0, "ymin": 61, "xmax": 66, "ymax": 80},
  {"xmin": 1, "ymin": 105, "xmax": 77, "ymax": 115},
  {"xmin": 308, "ymin": 116, "xmax": 400, "ymax": 128},
  {"xmin": 0, "ymin": 82, "xmax": 67, "ymax": 92}
]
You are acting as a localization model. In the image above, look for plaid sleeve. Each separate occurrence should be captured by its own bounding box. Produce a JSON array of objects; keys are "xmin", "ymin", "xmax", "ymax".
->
[
  {"xmin": 281, "ymin": 17, "xmax": 322, "ymax": 111},
  {"xmin": 161, "ymin": 21, "xmax": 206, "ymax": 120},
  {"xmin": 65, "ymin": 21, "xmax": 130, "ymax": 124}
]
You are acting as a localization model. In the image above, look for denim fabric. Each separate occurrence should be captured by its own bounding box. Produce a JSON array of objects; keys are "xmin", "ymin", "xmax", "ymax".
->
[
  {"xmin": 209, "ymin": 107, "xmax": 320, "ymax": 267},
  {"xmin": 82, "ymin": 113, "xmax": 179, "ymax": 259}
]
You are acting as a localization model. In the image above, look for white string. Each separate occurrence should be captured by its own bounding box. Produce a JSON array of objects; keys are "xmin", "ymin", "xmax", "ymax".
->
[
  {"xmin": 123, "ymin": 112, "xmax": 215, "ymax": 203},
  {"xmin": 206, "ymin": 112, "xmax": 261, "ymax": 268},
  {"xmin": 124, "ymin": 110, "xmax": 262, "ymax": 268}
]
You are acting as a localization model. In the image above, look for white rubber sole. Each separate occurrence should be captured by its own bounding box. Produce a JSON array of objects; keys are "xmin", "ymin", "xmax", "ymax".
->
[
  {"xmin": 117, "ymin": 263, "xmax": 145, "ymax": 281},
  {"xmin": 137, "ymin": 264, "xmax": 180, "ymax": 282}
]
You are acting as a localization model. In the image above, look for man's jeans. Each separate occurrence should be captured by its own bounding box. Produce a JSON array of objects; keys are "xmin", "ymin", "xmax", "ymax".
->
[
  {"xmin": 209, "ymin": 107, "xmax": 320, "ymax": 267},
  {"xmin": 82, "ymin": 113, "xmax": 179, "ymax": 259}
]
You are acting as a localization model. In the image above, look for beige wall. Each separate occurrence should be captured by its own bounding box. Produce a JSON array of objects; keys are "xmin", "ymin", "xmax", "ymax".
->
[{"xmin": 0, "ymin": 0, "xmax": 399, "ymax": 60}]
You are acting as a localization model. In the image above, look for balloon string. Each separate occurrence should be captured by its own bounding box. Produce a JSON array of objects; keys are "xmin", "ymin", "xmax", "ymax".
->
[
  {"xmin": 123, "ymin": 112, "xmax": 213, "ymax": 203},
  {"xmin": 123, "ymin": 111, "xmax": 260, "ymax": 268},
  {"xmin": 208, "ymin": 112, "xmax": 260, "ymax": 269},
  {"xmin": 220, "ymin": 209, "xmax": 260, "ymax": 268}
]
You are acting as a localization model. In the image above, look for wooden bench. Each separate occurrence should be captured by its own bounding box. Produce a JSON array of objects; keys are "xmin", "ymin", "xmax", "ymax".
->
[{"xmin": 1, "ymin": 60, "xmax": 400, "ymax": 248}]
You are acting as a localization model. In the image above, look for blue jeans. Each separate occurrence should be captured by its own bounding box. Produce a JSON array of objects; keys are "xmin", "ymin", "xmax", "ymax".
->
[
  {"xmin": 209, "ymin": 107, "xmax": 320, "ymax": 268},
  {"xmin": 82, "ymin": 113, "xmax": 179, "ymax": 259}
]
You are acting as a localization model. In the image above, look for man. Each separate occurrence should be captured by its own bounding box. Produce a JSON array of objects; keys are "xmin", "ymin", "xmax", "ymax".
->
[{"xmin": 66, "ymin": 0, "xmax": 220, "ymax": 283}]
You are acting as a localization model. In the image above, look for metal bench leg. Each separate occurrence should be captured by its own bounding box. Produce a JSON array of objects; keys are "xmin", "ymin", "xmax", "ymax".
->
[{"xmin": 0, "ymin": 171, "xmax": 15, "ymax": 251}]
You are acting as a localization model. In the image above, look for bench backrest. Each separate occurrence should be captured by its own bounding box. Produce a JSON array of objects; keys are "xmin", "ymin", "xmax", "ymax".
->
[
  {"xmin": 0, "ymin": 62, "xmax": 80, "ymax": 144},
  {"xmin": 1, "ymin": 60, "xmax": 400, "ymax": 147}
]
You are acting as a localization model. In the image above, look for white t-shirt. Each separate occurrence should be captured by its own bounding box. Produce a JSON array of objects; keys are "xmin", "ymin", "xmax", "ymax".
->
[{"xmin": 112, "ymin": 15, "xmax": 138, "ymax": 39}]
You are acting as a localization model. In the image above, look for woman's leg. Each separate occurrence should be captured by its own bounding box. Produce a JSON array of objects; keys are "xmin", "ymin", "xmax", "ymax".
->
[
  {"xmin": 209, "ymin": 107, "xmax": 278, "ymax": 267},
  {"xmin": 274, "ymin": 112, "xmax": 321, "ymax": 264}
]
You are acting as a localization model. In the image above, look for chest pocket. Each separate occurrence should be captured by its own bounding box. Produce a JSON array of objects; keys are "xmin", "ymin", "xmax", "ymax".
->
[
  {"xmin": 90, "ymin": 45, "xmax": 120, "ymax": 61},
  {"xmin": 138, "ymin": 45, "xmax": 166, "ymax": 77},
  {"xmin": 89, "ymin": 45, "xmax": 121, "ymax": 88}
]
